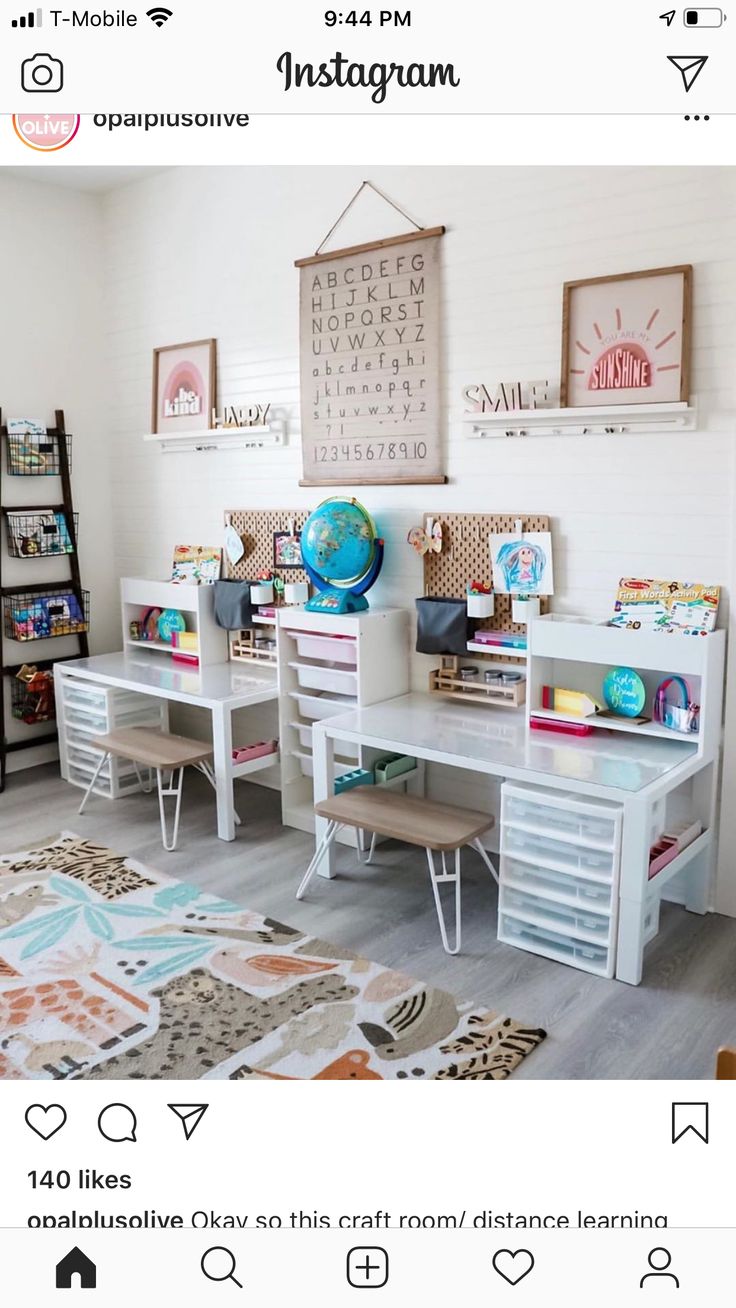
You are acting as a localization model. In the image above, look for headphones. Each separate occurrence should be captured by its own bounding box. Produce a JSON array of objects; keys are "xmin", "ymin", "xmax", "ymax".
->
[{"xmin": 654, "ymin": 676, "xmax": 699, "ymax": 733}]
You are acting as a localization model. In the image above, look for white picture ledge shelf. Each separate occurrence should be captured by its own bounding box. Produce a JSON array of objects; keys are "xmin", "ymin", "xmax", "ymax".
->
[
  {"xmin": 463, "ymin": 401, "xmax": 697, "ymax": 439},
  {"xmin": 143, "ymin": 423, "xmax": 285, "ymax": 453}
]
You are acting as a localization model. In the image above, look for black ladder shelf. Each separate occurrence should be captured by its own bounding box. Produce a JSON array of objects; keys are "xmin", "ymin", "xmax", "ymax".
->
[{"xmin": 0, "ymin": 407, "xmax": 89, "ymax": 793}]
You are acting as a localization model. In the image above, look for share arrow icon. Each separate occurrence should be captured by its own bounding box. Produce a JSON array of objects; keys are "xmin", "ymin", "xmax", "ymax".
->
[
  {"xmin": 168, "ymin": 1103, "xmax": 209, "ymax": 1140},
  {"xmin": 668, "ymin": 54, "xmax": 709, "ymax": 91}
]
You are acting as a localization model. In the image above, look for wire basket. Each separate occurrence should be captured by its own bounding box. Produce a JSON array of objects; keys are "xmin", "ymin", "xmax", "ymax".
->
[
  {"xmin": 3, "ymin": 588, "xmax": 90, "ymax": 642},
  {"xmin": 5, "ymin": 431, "xmax": 72, "ymax": 476},
  {"xmin": 5, "ymin": 510, "xmax": 79, "ymax": 558},
  {"xmin": 11, "ymin": 667, "xmax": 56, "ymax": 724}
]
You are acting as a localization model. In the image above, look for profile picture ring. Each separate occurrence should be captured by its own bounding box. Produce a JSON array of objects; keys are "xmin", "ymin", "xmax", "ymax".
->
[{"xmin": 21, "ymin": 53, "xmax": 64, "ymax": 92}]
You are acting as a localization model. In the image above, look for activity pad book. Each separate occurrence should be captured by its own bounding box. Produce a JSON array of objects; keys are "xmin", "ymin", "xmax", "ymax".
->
[{"xmin": 611, "ymin": 579, "xmax": 720, "ymax": 636}]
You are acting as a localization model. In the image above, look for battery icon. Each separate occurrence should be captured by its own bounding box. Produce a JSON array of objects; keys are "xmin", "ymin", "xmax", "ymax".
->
[{"xmin": 684, "ymin": 7, "xmax": 725, "ymax": 23}]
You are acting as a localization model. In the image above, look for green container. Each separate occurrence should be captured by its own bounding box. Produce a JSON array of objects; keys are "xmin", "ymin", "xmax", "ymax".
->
[
  {"xmin": 373, "ymin": 753, "xmax": 417, "ymax": 784},
  {"xmin": 334, "ymin": 768, "xmax": 374, "ymax": 795}
]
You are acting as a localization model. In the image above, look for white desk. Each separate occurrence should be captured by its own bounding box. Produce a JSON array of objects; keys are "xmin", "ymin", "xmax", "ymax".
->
[
  {"xmin": 55, "ymin": 654, "xmax": 279, "ymax": 841},
  {"xmin": 311, "ymin": 694, "xmax": 713, "ymax": 985}
]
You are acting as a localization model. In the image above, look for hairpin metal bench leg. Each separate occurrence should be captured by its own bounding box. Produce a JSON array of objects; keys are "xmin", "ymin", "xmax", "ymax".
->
[
  {"xmin": 296, "ymin": 821, "xmax": 343, "ymax": 900},
  {"xmin": 197, "ymin": 759, "xmax": 241, "ymax": 825},
  {"xmin": 426, "ymin": 846, "xmax": 462, "ymax": 955},
  {"xmin": 77, "ymin": 751, "xmax": 110, "ymax": 814},
  {"xmin": 356, "ymin": 829, "xmax": 377, "ymax": 866},
  {"xmin": 133, "ymin": 762, "xmax": 154, "ymax": 795},
  {"xmin": 470, "ymin": 836, "xmax": 499, "ymax": 884},
  {"xmin": 157, "ymin": 766, "xmax": 185, "ymax": 852}
]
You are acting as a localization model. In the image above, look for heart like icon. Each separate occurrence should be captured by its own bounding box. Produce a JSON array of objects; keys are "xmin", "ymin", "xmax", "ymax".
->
[
  {"xmin": 25, "ymin": 1104, "xmax": 67, "ymax": 1141},
  {"xmin": 492, "ymin": 1249, "xmax": 535, "ymax": 1286}
]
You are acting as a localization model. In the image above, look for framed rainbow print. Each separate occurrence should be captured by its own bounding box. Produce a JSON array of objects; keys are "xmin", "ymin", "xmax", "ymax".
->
[
  {"xmin": 560, "ymin": 266, "xmax": 692, "ymax": 408},
  {"xmin": 152, "ymin": 338, "xmax": 217, "ymax": 434}
]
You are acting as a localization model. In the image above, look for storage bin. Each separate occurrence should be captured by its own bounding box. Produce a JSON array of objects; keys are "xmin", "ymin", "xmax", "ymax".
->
[
  {"xmin": 500, "ymin": 857, "xmax": 613, "ymax": 912},
  {"xmin": 288, "ymin": 691, "xmax": 356, "ymax": 721},
  {"xmin": 504, "ymin": 793, "xmax": 616, "ymax": 848},
  {"xmin": 502, "ymin": 825, "xmax": 616, "ymax": 880},
  {"xmin": 500, "ymin": 886, "xmax": 612, "ymax": 942},
  {"xmin": 293, "ymin": 632, "xmax": 357, "ymax": 665},
  {"xmin": 498, "ymin": 913, "xmax": 610, "ymax": 974},
  {"xmin": 288, "ymin": 661, "xmax": 358, "ymax": 696}
]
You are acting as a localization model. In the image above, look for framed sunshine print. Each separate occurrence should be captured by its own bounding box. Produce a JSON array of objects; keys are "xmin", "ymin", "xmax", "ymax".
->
[
  {"xmin": 152, "ymin": 338, "xmax": 217, "ymax": 433},
  {"xmin": 560, "ymin": 266, "xmax": 692, "ymax": 408}
]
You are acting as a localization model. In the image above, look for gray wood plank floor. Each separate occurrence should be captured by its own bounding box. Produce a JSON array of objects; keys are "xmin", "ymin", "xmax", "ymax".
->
[{"xmin": 2, "ymin": 764, "xmax": 735, "ymax": 1079}]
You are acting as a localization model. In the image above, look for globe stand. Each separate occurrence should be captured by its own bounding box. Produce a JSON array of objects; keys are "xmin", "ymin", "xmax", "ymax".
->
[{"xmin": 304, "ymin": 539, "xmax": 384, "ymax": 615}]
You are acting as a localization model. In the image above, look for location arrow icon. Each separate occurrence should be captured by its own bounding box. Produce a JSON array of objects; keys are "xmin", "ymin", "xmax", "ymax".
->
[
  {"xmin": 660, "ymin": 9, "xmax": 676, "ymax": 24},
  {"xmin": 668, "ymin": 54, "xmax": 709, "ymax": 91},
  {"xmin": 168, "ymin": 1103, "xmax": 208, "ymax": 1140}
]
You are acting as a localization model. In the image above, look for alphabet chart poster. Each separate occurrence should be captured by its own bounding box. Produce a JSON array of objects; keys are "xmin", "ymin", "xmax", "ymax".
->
[{"xmin": 296, "ymin": 228, "xmax": 445, "ymax": 485}]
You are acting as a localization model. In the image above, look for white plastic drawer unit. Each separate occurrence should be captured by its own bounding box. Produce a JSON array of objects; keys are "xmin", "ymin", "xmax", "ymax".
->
[
  {"xmin": 498, "ymin": 914, "xmax": 611, "ymax": 977},
  {"xmin": 58, "ymin": 675, "xmax": 163, "ymax": 799},
  {"xmin": 502, "ymin": 825, "xmax": 616, "ymax": 880},
  {"xmin": 503, "ymin": 792, "xmax": 617, "ymax": 849},
  {"xmin": 498, "ymin": 780, "xmax": 623, "ymax": 979},
  {"xmin": 288, "ymin": 661, "xmax": 359, "ymax": 697},
  {"xmin": 501, "ymin": 856, "xmax": 614, "ymax": 913},
  {"xmin": 292, "ymin": 632, "xmax": 358, "ymax": 665},
  {"xmin": 499, "ymin": 886, "xmax": 613, "ymax": 944}
]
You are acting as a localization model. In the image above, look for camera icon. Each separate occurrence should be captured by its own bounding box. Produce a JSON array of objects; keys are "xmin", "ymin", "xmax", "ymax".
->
[{"xmin": 21, "ymin": 52, "xmax": 64, "ymax": 92}]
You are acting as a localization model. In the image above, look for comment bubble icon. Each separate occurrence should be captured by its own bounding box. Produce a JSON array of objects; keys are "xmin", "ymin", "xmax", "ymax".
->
[{"xmin": 98, "ymin": 1102, "xmax": 138, "ymax": 1143}]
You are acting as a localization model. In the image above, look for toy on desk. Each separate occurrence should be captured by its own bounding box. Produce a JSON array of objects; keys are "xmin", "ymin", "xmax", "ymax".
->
[
  {"xmin": 302, "ymin": 497, "xmax": 384, "ymax": 615},
  {"xmin": 157, "ymin": 608, "xmax": 186, "ymax": 644},
  {"xmin": 408, "ymin": 517, "xmax": 443, "ymax": 556},
  {"xmin": 542, "ymin": 686, "xmax": 602, "ymax": 718},
  {"xmin": 602, "ymin": 666, "xmax": 647, "ymax": 718},
  {"xmin": 466, "ymin": 580, "xmax": 494, "ymax": 619},
  {"xmin": 138, "ymin": 607, "xmax": 163, "ymax": 642},
  {"xmin": 654, "ymin": 675, "xmax": 699, "ymax": 734},
  {"xmin": 531, "ymin": 717, "xmax": 594, "ymax": 737}
]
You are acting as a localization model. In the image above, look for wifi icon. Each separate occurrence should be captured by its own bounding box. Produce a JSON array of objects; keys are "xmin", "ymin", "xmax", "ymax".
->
[{"xmin": 147, "ymin": 6, "xmax": 172, "ymax": 26}]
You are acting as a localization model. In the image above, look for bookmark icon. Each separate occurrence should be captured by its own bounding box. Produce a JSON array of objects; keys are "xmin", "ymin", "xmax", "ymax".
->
[{"xmin": 168, "ymin": 1103, "xmax": 208, "ymax": 1140}]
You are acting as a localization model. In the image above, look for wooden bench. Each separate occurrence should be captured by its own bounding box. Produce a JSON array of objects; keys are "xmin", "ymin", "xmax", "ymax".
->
[
  {"xmin": 296, "ymin": 788, "xmax": 497, "ymax": 955},
  {"xmin": 77, "ymin": 726, "xmax": 239, "ymax": 851}
]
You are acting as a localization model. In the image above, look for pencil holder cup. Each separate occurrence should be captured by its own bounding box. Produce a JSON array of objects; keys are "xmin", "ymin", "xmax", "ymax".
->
[
  {"xmin": 284, "ymin": 582, "xmax": 309, "ymax": 605},
  {"xmin": 250, "ymin": 582, "xmax": 274, "ymax": 605},
  {"xmin": 467, "ymin": 592, "xmax": 494, "ymax": 619},
  {"xmin": 512, "ymin": 596, "xmax": 540, "ymax": 624}
]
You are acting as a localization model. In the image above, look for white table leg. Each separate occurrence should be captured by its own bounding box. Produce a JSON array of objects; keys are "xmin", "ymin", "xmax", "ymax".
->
[
  {"xmin": 685, "ymin": 764, "xmax": 714, "ymax": 914},
  {"xmin": 211, "ymin": 703, "xmax": 235, "ymax": 842},
  {"xmin": 615, "ymin": 796, "xmax": 651, "ymax": 986},
  {"xmin": 312, "ymin": 723, "xmax": 336, "ymax": 880}
]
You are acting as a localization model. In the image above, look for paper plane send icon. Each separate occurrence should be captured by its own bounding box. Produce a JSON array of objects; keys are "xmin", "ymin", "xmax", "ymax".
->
[
  {"xmin": 668, "ymin": 55, "xmax": 709, "ymax": 91},
  {"xmin": 168, "ymin": 1103, "xmax": 208, "ymax": 1140},
  {"xmin": 660, "ymin": 9, "xmax": 676, "ymax": 24}
]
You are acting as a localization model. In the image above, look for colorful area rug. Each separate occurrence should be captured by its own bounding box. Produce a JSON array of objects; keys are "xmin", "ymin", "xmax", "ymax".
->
[{"xmin": 0, "ymin": 834, "xmax": 545, "ymax": 1081}]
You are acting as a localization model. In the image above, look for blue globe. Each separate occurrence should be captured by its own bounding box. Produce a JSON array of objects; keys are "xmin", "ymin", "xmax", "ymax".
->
[{"xmin": 301, "ymin": 498, "xmax": 377, "ymax": 587}]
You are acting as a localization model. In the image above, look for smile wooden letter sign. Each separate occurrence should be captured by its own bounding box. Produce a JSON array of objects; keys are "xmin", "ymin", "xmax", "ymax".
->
[{"xmin": 296, "ymin": 226, "xmax": 446, "ymax": 485}]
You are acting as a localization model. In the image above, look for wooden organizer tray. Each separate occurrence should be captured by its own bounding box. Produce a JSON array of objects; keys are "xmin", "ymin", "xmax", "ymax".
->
[
  {"xmin": 422, "ymin": 511, "xmax": 550, "ymax": 658},
  {"xmin": 430, "ymin": 656, "xmax": 526, "ymax": 709},
  {"xmin": 230, "ymin": 630, "xmax": 277, "ymax": 665}
]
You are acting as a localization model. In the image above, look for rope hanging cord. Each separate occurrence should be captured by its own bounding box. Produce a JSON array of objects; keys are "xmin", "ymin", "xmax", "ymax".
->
[{"xmin": 315, "ymin": 180, "xmax": 425, "ymax": 255}]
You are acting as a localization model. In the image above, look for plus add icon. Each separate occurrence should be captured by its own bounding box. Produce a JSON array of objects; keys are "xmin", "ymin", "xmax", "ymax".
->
[{"xmin": 346, "ymin": 1247, "xmax": 390, "ymax": 1289}]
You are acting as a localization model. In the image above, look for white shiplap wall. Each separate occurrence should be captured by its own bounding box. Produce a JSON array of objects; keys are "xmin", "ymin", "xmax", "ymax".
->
[
  {"xmin": 97, "ymin": 165, "xmax": 736, "ymax": 910},
  {"xmin": 0, "ymin": 174, "xmax": 117, "ymax": 773}
]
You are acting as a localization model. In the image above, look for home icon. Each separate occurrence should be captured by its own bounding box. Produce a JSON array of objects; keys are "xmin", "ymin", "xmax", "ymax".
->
[{"xmin": 55, "ymin": 1247, "xmax": 97, "ymax": 1289}]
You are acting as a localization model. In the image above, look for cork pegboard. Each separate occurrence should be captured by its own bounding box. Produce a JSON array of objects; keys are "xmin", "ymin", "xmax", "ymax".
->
[
  {"xmin": 224, "ymin": 509, "xmax": 311, "ymax": 589},
  {"xmin": 422, "ymin": 512, "xmax": 551, "ymax": 645}
]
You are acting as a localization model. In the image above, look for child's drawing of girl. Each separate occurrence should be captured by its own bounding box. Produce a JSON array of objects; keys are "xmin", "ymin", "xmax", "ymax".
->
[{"xmin": 494, "ymin": 538, "xmax": 548, "ymax": 593}]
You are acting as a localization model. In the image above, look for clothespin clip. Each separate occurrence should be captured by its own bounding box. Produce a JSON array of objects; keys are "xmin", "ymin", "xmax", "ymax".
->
[{"xmin": 514, "ymin": 518, "xmax": 523, "ymax": 537}]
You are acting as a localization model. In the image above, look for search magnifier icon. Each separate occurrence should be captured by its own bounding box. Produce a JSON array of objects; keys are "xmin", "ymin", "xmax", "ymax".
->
[{"xmin": 201, "ymin": 1246, "xmax": 243, "ymax": 1289}]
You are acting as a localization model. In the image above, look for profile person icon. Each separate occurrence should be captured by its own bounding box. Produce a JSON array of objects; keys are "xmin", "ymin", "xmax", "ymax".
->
[{"xmin": 640, "ymin": 1247, "xmax": 680, "ymax": 1288}]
